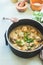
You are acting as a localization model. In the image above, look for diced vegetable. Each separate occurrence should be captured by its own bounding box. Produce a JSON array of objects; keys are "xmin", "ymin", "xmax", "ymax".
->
[
  {"xmin": 30, "ymin": 43, "xmax": 35, "ymax": 47},
  {"xmin": 28, "ymin": 46, "xmax": 31, "ymax": 50},
  {"xmin": 22, "ymin": 26, "xmax": 28, "ymax": 32},
  {"xmin": 33, "ymin": 11, "xmax": 43, "ymax": 23},
  {"xmin": 16, "ymin": 40, "xmax": 25, "ymax": 46},
  {"xmin": 18, "ymin": 31, "xmax": 24, "ymax": 37},
  {"xmin": 21, "ymin": 45, "xmax": 27, "ymax": 50}
]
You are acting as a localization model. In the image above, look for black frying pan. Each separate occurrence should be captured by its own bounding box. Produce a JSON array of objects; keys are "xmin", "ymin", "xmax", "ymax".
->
[{"xmin": 4, "ymin": 18, "xmax": 43, "ymax": 59}]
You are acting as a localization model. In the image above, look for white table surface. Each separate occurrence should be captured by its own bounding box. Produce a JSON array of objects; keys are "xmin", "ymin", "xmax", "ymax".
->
[{"xmin": 0, "ymin": 0, "xmax": 43, "ymax": 65}]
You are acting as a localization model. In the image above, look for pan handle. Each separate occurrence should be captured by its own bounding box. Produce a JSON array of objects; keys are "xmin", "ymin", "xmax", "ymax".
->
[
  {"xmin": 3, "ymin": 17, "xmax": 19, "ymax": 23},
  {"xmin": 40, "ymin": 46, "xmax": 43, "ymax": 60},
  {"xmin": 4, "ymin": 31, "xmax": 8, "ymax": 46},
  {"xmin": 4, "ymin": 17, "xmax": 19, "ymax": 46}
]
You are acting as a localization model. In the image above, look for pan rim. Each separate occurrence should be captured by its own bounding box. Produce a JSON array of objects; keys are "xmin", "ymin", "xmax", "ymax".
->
[{"xmin": 6, "ymin": 19, "xmax": 43, "ymax": 53}]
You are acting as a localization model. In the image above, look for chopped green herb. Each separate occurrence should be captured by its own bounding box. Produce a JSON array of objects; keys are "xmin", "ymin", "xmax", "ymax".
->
[
  {"xmin": 33, "ymin": 11, "xmax": 43, "ymax": 23},
  {"xmin": 24, "ymin": 33, "xmax": 34, "ymax": 43},
  {"xmin": 27, "ymin": 38, "xmax": 34, "ymax": 43}
]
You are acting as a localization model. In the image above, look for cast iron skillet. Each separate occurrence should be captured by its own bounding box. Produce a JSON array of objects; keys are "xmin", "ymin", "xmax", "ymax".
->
[{"xmin": 4, "ymin": 18, "xmax": 43, "ymax": 59}]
